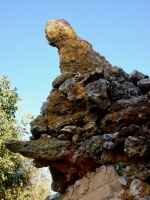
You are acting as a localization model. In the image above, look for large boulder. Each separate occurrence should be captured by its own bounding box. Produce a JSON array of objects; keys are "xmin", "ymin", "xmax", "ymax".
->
[{"xmin": 5, "ymin": 19, "xmax": 150, "ymax": 199}]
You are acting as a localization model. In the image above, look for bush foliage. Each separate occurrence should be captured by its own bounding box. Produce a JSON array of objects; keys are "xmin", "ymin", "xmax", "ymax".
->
[{"xmin": 0, "ymin": 75, "xmax": 51, "ymax": 200}]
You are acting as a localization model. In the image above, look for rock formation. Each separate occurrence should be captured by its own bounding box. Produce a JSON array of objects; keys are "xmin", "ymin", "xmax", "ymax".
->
[{"xmin": 5, "ymin": 19, "xmax": 150, "ymax": 199}]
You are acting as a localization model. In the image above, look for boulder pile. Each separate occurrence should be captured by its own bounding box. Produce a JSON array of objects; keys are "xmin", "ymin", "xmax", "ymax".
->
[{"xmin": 6, "ymin": 19, "xmax": 150, "ymax": 199}]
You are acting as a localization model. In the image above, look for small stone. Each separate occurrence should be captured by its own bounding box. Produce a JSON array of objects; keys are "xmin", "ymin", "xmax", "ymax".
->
[
  {"xmin": 85, "ymin": 78, "xmax": 110, "ymax": 110},
  {"xmin": 137, "ymin": 78, "xmax": 150, "ymax": 94},
  {"xmin": 60, "ymin": 125, "xmax": 77, "ymax": 134},
  {"xmin": 103, "ymin": 141, "xmax": 115, "ymax": 149},
  {"xmin": 124, "ymin": 136, "xmax": 149, "ymax": 157},
  {"xmin": 40, "ymin": 134, "xmax": 49, "ymax": 138},
  {"xmin": 127, "ymin": 179, "xmax": 150, "ymax": 199},
  {"xmin": 57, "ymin": 134, "xmax": 70, "ymax": 140},
  {"xmin": 52, "ymin": 73, "xmax": 75, "ymax": 88},
  {"xmin": 129, "ymin": 70, "xmax": 149, "ymax": 85},
  {"xmin": 104, "ymin": 66, "xmax": 129, "ymax": 82}
]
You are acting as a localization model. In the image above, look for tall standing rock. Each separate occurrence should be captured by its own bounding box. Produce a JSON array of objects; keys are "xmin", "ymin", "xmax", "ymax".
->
[
  {"xmin": 5, "ymin": 19, "xmax": 150, "ymax": 199},
  {"xmin": 45, "ymin": 19, "xmax": 111, "ymax": 74}
]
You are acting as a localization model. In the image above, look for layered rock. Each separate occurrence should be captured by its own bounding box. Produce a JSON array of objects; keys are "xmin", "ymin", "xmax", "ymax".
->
[{"xmin": 5, "ymin": 19, "xmax": 150, "ymax": 199}]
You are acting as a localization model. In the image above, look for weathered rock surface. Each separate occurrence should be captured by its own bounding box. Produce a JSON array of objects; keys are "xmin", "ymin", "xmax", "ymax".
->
[
  {"xmin": 5, "ymin": 19, "xmax": 150, "ymax": 199},
  {"xmin": 137, "ymin": 78, "xmax": 150, "ymax": 94},
  {"xmin": 129, "ymin": 70, "xmax": 149, "ymax": 86},
  {"xmin": 45, "ymin": 19, "xmax": 111, "ymax": 74}
]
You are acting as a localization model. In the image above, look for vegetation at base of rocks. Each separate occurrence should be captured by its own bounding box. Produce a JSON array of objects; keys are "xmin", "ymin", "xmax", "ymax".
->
[{"xmin": 0, "ymin": 75, "xmax": 51, "ymax": 200}]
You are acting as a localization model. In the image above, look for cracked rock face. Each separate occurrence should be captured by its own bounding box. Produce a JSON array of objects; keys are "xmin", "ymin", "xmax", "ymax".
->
[{"xmin": 5, "ymin": 19, "xmax": 150, "ymax": 198}]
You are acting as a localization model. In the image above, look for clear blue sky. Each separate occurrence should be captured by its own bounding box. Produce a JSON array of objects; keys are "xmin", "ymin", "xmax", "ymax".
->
[{"xmin": 1, "ymin": 0, "xmax": 150, "ymax": 122}]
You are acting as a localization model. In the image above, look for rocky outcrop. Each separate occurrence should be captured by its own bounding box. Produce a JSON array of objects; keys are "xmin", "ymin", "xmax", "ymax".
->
[
  {"xmin": 45, "ymin": 19, "xmax": 111, "ymax": 74},
  {"xmin": 5, "ymin": 19, "xmax": 150, "ymax": 199}
]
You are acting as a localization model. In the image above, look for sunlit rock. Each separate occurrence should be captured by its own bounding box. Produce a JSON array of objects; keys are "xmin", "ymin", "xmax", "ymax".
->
[{"xmin": 5, "ymin": 18, "xmax": 150, "ymax": 199}]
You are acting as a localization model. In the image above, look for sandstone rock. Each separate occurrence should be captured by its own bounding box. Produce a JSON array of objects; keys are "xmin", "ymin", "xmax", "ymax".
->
[
  {"xmin": 45, "ymin": 19, "xmax": 111, "ymax": 74},
  {"xmin": 5, "ymin": 18, "xmax": 150, "ymax": 198},
  {"xmin": 62, "ymin": 166, "xmax": 124, "ymax": 200}
]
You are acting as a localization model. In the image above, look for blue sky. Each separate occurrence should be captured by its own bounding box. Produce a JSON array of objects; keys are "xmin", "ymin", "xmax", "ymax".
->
[{"xmin": 1, "ymin": 0, "xmax": 150, "ymax": 125}]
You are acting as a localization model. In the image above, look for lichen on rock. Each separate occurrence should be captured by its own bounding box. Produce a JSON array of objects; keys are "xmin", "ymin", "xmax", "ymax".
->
[{"xmin": 5, "ymin": 19, "xmax": 150, "ymax": 199}]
